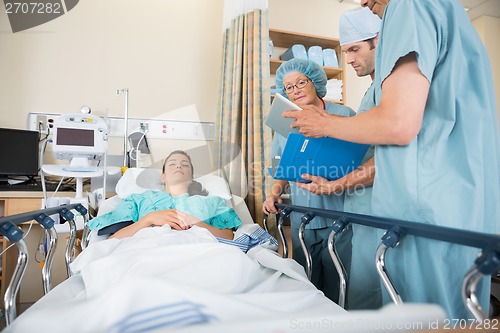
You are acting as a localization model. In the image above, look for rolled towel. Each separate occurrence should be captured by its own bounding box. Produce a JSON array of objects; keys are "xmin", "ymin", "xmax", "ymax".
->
[
  {"xmin": 323, "ymin": 48, "xmax": 339, "ymax": 67},
  {"xmin": 307, "ymin": 46, "xmax": 323, "ymax": 66},
  {"xmin": 279, "ymin": 44, "xmax": 308, "ymax": 61}
]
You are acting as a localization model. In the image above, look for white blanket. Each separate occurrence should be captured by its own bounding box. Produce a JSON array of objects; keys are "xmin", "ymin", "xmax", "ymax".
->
[{"xmin": 7, "ymin": 226, "xmax": 344, "ymax": 333}]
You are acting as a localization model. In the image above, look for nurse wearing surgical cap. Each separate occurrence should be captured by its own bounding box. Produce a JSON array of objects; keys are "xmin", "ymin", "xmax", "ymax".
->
[
  {"xmin": 284, "ymin": 0, "xmax": 500, "ymax": 319},
  {"xmin": 263, "ymin": 58, "xmax": 355, "ymax": 303}
]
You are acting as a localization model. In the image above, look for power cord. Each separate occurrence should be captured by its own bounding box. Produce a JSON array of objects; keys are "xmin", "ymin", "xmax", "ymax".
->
[{"xmin": 0, "ymin": 220, "xmax": 36, "ymax": 258}]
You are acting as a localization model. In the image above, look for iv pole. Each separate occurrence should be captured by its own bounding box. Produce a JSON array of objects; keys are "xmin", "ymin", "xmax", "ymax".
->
[{"xmin": 116, "ymin": 88, "xmax": 129, "ymax": 170}]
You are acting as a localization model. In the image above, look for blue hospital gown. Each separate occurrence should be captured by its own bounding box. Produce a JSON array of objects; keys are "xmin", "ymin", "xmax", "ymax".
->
[
  {"xmin": 371, "ymin": 0, "xmax": 500, "ymax": 319},
  {"xmin": 88, "ymin": 190, "xmax": 242, "ymax": 231},
  {"xmin": 272, "ymin": 101, "xmax": 355, "ymax": 302}
]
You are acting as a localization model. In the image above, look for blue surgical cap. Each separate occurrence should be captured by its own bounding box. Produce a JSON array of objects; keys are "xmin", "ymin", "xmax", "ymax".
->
[
  {"xmin": 275, "ymin": 58, "xmax": 327, "ymax": 99},
  {"xmin": 339, "ymin": 7, "xmax": 381, "ymax": 46}
]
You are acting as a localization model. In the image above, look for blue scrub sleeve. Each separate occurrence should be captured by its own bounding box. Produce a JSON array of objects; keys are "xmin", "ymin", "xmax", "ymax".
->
[{"xmin": 377, "ymin": 0, "xmax": 441, "ymax": 84}]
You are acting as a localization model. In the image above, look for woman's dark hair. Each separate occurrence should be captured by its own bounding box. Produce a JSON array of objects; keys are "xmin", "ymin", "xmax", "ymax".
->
[{"xmin": 162, "ymin": 150, "xmax": 208, "ymax": 196}]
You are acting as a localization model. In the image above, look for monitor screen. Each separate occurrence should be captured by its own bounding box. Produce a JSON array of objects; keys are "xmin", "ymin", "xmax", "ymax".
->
[
  {"xmin": 0, "ymin": 128, "xmax": 39, "ymax": 178},
  {"xmin": 56, "ymin": 128, "xmax": 94, "ymax": 147}
]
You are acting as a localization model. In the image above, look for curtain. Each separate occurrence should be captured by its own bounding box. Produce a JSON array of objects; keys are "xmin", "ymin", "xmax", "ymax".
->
[{"xmin": 217, "ymin": 0, "xmax": 272, "ymax": 224}]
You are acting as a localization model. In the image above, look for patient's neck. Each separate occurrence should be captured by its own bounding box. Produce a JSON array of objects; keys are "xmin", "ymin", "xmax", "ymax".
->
[{"xmin": 164, "ymin": 182, "xmax": 190, "ymax": 197}]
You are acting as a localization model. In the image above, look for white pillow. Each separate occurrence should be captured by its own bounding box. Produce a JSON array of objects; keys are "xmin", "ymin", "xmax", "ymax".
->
[
  {"xmin": 115, "ymin": 168, "xmax": 161, "ymax": 199},
  {"xmin": 115, "ymin": 168, "xmax": 232, "ymax": 200},
  {"xmin": 194, "ymin": 174, "xmax": 232, "ymax": 200}
]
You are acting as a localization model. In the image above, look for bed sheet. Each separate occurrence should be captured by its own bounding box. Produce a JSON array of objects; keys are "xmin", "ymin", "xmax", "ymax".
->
[{"xmin": 6, "ymin": 226, "xmax": 344, "ymax": 333}]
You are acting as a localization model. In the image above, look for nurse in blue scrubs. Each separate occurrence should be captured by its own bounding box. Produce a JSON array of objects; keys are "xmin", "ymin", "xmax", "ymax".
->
[
  {"xmin": 284, "ymin": 0, "xmax": 500, "ymax": 319},
  {"xmin": 262, "ymin": 58, "xmax": 355, "ymax": 303}
]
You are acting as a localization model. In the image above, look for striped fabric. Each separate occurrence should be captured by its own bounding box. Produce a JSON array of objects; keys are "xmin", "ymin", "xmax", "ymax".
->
[
  {"xmin": 217, "ymin": 225, "xmax": 278, "ymax": 253},
  {"xmin": 109, "ymin": 302, "xmax": 216, "ymax": 333},
  {"xmin": 218, "ymin": 1, "xmax": 273, "ymax": 226}
]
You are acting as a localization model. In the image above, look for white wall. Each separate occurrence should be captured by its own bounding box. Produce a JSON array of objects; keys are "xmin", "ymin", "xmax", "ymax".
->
[{"xmin": 0, "ymin": 0, "xmax": 225, "ymax": 168}]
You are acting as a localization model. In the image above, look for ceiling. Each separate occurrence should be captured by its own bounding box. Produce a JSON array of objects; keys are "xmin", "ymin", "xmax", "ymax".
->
[{"xmin": 461, "ymin": 0, "xmax": 500, "ymax": 20}]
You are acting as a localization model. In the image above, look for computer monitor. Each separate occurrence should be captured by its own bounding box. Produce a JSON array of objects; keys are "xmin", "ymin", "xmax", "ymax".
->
[{"xmin": 0, "ymin": 128, "xmax": 40, "ymax": 184}]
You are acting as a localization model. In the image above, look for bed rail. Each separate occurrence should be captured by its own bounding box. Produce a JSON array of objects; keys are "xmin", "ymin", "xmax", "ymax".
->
[
  {"xmin": 268, "ymin": 203, "xmax": 500, "ymax": 321},
  {"xmin": 0, "ymin": 203, "xmax": 88, "ymax": 325}
]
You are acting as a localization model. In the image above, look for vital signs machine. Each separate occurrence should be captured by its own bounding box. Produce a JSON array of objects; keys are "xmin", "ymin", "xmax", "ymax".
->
[{"xmin": 41, "ymin": 113, "xmax": 110, "ymax": 205}]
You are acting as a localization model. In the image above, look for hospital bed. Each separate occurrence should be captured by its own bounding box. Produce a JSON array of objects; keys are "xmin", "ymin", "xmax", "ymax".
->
[
  {"xmin": 0, "ymin": 168, "xmax": 497, "ymax": 332},
  {"xmin": 264, "ymin": 203, "xmax": 500, "ymax": 321}
]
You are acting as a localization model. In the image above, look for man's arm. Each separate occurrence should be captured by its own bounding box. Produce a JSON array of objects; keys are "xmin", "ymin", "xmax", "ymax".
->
[{"xmin": 283, "ymin": 53, "xmax": 429, "ymax": 145}]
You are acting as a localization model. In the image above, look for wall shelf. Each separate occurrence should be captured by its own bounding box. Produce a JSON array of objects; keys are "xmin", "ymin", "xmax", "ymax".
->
[{"xmin": 269, "ymin": 28, "xmax": 345, "ymax": 104}]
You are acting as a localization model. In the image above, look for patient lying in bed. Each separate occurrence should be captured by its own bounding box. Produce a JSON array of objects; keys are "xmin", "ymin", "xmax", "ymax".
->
[
  {"xmin": 89, "ymin": 150, "xmax": 242, "ymax": 240},
  {"xmin": 4, "ymin": 150, "xmax": 446, "ymax": 332},
  {"xmin": 5, "ymin": 152, "xmax": 347, "ymax": 332}
]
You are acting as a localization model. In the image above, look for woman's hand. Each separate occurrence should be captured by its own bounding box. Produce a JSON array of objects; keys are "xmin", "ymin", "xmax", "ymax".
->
[
  {"xmin": 110, "ymin": 209, "xmax": 202, "ymax": 240},
  {"xmin": 263, "ymin": 194, "xmax": 282, "ymax": 215},
  {"xmin": 145, "ymin": 209, "xmax": 201, "ymax": 230},
  {"xmin": 296, "ymin": 174, "xmax": 346, "ymax": 195}
]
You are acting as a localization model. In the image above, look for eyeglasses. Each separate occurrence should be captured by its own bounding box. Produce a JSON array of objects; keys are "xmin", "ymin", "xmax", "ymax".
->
[{"xmin": 284, "ymin": 79, "xmax": 310, "ymax": 94}]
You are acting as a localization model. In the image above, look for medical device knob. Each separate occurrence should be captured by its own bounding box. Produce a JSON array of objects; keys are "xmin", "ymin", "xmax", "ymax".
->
[
  {"xmin": 35, "ymin": 213, "xmax": 55, "ymax": 229},
  {"xmin": 382, "ymin": 226, "xmax": 406, "ymax": 248},
  {"xmin": 0, "ymin": 222, "xmax": 24, "ymax": 242},
  {"xmin": 80, "ymin": 105, "xmax": 91, "ymax": 114}
]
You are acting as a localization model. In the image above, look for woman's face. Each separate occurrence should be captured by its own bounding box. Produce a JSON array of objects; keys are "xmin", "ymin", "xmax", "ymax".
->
[
  {"xmin": 283, "ymin": 72, "xmax": 317, "ymax": 108},
  {"xmin": 162, "ymin": 153, "xmax": 193, "ymax": 185}
]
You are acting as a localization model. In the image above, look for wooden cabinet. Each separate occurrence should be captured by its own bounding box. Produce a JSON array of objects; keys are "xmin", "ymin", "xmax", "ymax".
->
[
  {"xmin": 0, "ymin": 192, "xmax": 75, "ymax": 311},
  {"xmin": 269, "ymin": 29, "xmax": 345, "ymax": 104},
  {"xmin": 0, "ymin": 234, "xmax": 18, "ymax": 311},
  {"xmin": 0, "ymin": 194, "xmax": 42, "ymax": 311}
]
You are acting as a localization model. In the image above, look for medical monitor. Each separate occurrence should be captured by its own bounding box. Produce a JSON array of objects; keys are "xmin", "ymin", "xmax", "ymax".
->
[
  {"xmin": 52, "ymin": 114, "xmax": 108, "ymax": 163},
  {"xmin": 0, "ymin": 128, "xmax": 39, "ymax": 183}
]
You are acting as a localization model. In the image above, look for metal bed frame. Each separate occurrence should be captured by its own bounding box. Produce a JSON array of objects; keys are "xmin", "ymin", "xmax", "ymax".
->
[
  {"xmin": 0, "ymin": 204, "xmax": 87, "ymax": 326},
  {"xmin": 1, "ymin": 202, "xmax": 498, "ymax": 326},
  {"xmin": 263, "ymin": 203, "xmax": 500, "ymax": 321}
]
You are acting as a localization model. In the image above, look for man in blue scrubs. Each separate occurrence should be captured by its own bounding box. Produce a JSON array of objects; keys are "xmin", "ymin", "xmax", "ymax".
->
[
  {"xmin": 339, "ymin": 7, "xmax": 381, "ymax": 310},
  {"xmin": 284, "ymin": 0, "xmax": 500, "ymax": 319}
]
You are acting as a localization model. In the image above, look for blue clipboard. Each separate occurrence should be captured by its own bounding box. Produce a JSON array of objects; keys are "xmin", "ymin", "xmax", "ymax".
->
[{"xmin": 271, "ymin": 133, "xmax": 370, "ymax": 182}]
